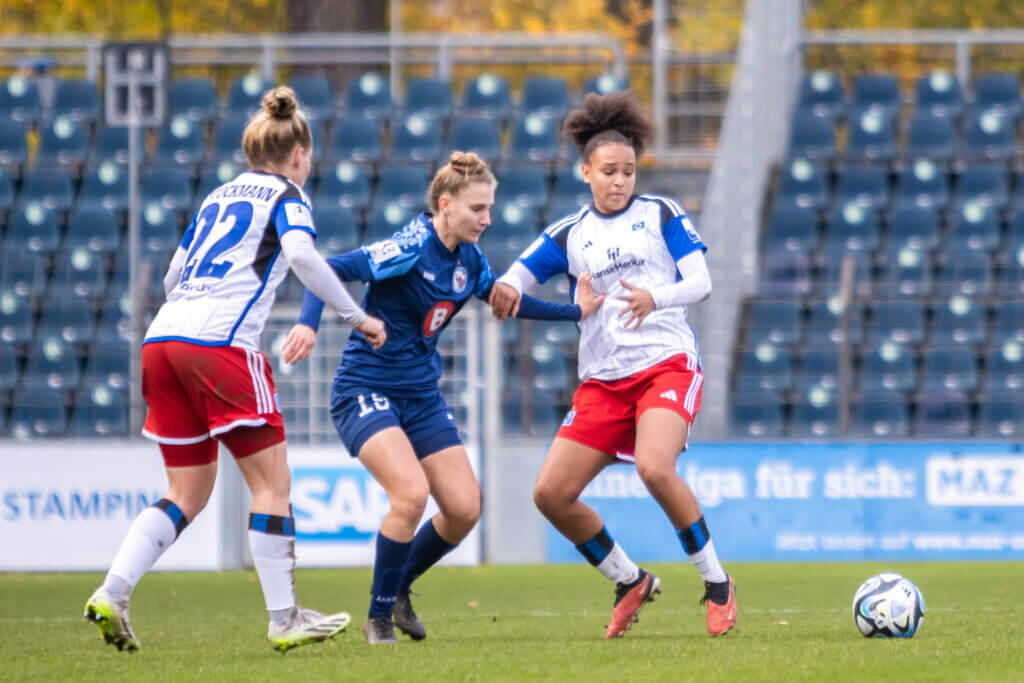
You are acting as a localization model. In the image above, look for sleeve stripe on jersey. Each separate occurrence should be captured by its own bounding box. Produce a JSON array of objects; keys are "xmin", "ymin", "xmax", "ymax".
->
[
  {"xmin": 639, "ymin": 193, "xmax": 684, "ymax": 217},
  {"xmin": 544, "ymin": 206, "xmax": 589, "ymax": 239}
]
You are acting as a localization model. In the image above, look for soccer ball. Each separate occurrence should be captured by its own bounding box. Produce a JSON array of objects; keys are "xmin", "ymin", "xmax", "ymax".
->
[{"xmin": 852, "ymin": 572, "xmax": 926, "ymax": 638}]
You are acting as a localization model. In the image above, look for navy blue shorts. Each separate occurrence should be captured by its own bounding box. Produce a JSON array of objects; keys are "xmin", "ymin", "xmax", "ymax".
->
[{"xmin": 330, "ymin": 386, "xmax": 462, "ymax": 460}]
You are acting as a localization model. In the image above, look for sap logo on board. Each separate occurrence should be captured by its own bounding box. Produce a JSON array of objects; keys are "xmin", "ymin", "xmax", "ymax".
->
[
  {"xmin": 2, "ymin": 490, "xmax": 161, "ymax": 522},
  {"xmin": 926, "ymin": 456, "xmax": 1024, "ymax": 506},
  {"xmin": 291, "ymin": 468, "xmax": 390, "ymax": 541}
]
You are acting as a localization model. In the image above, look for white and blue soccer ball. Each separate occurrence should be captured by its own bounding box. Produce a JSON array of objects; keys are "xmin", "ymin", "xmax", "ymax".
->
[{"xmin": 852, "ymin": 572, "xmax": 926, "ymax": 638}]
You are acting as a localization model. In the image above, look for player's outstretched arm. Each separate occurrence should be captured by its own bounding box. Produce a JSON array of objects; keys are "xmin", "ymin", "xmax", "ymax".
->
[{"xmin": 280, "ymin": 230, "xmax": 368, "ymax": 328}]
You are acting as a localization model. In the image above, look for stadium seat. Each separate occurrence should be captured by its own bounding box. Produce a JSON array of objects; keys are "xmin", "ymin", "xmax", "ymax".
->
[
  {"xmin": 913, "ymin": 390, "xmax": 971, "ymax": 437},
  {"xmin": 501, "ymin": 382, "xmax": 565, "ymax": 437},
  {"xmin": 141, "ymin": 166, "xmax": 193, "ymax": 210},
  {"xmin": 529, "ymin": 340, "xmax": 571, "ymax": 392},
  {"xmin": 0, "ymin": 119, "xmax": 28, "ymax": 175},
  {"xmin": 794, "ymin": 346, "xmax": 841, "ymax": 391},
  {"xmin": 95, "ymin": 290, "xmax": 134, "ymax": 343},
  {"xmin": 227, "ymin": 73, "xmax": 272, "ymax": 117},
  {"xmin": 5, "ymin": 202, "xmax": 60, "ymax": 254},
  {"xmin": 734, "ymin": 343, "xmax": 792, "ymax": 393},
  {"xmin": 197, "ymin": 159, "xmax": 242, "ymax": 197},
  {"xmin": 0, "ymin": 250, "xmax": 46, "ymax": 299},
  {"xmin": 790, "ymin": 385, "xmax": 840, "ymax": 438},
  {"xmin": 786, "ymin": 110, "xmax": 836, "ymax": 163},
  {"xmin": 404, "ymin": 78, "xmax": 453, "ymax": 123},
  {"xmin": 759, "ymin": 248, "xmax": 812, "ymax": 298},
  {"xmin": 210, "ymin": 115, "xmax": 249, "ymax": 164},
  {"xmin": 138, "ymin": 202, "xmax": 184, "ymax": 254},
  {"xmin": 835, "ymin": 164, "xmax": 888, "ymax": 211},
  {"xmin": 866, "ymin": 301, "xmax": 924, "ymax": 345},
  {"xmin": 973, "ymin": 72, "xmax": 1023, "ymax": 122},
  {"xmin": 936, "ymin": 249, "xmax": 993, "ymax": 298},
  {"xmin": 343, "ymin": 72, "xmax": 393, "ymax": 122},
  {"xmin": 88, "ymin": 125, "xmax": 144, "ymax": 167},
  {"xmin": 851, "ymin": 74, "xmax": 901, "ymax": 122},
  {"xmin": 69, "ymin": 382, "xmax": 128, "ymax": 437},
  {"xmin": 947, "ymin": 203, "xmax": 1001, "ymax": 253},
  {"xmin": 859, "ymin": 341, "xmax": 917, "ymax": 392},
  {"xmin": 984, "ymin": 341, "xmax": 1024, "ymax": 394},
  {"xmin": 846, "ymin": 107, "xmax": 897, "ymax": 164},
  {"xmin": 37, "ymin": 298, "xmax": 96, "ymax": 346},
  {"xmin": 954, "ymin": 164, "xmax": 1008, "ymax": 213},
  {"xmin": 885, "ymin": 204, "xmax": 940, "ymax": 253},
  {"xmin": 893, "ymin": 159, "xmax": 948, "ymax": 211},
  {"xmin": 508, "ymin": 113, "xmax": 561, "ymax": 165},
  {"xmin": 496, "ymin": 166, "xmax": 548, "ymax": 212},
  {"xmin": 975, "ymin": 392, "xmax": 1024, "ymax": 438},
  {"xmin": 930, "ymin": 295, "xmax": 986, "ymax": 347},
  {"xmin": 365, "ymin": 202, "xmax": 415, "ymax": 242},
  {"xmin": 849, "ymin": 389, "xmax": 909, "ymax": 437},
  {"xmin": 483, "ymin": 203, "xmax": 538, "ymax": 249},
  {"xmin": 815, "ymin": 250, "xmax": 873, "ymax": 300},
  {"xmin": 805, "ymin": 297, "xmax": 863, "ymax": 346},
  {"xmin": 48, "ymin": 246, "xmax": 106, "ymax": 303},
  {"xmin": 78, "ymin": 161, "xmax": 130, "ymax": 213},
  {"xmin": 290, "ymin": 74, "xmax": 336, "ymax": 123},
  {"xmin": 169, "ymin": 78, "xmax": 218, "ymax": 123},
  {"xmin": 745, "ymin": 300, "xmax": 802, "ymax": 347},
  {"xmin": 36, "ymin": 115, "xmax": 89, "ymax": 170},
  {"xmin": 991, "ymin": 301, "xmax": 1024, "ymax": 345},
  {"xmin": 325, "ymin": 115, "xmax": 382, "ymax": 166},
  {"xmin": 154, "ymin": 114, "xmax": 206, "ymax": 169},
  {"xmin": 52, "ymin": 79, "xmax": 100, "ymax": 124},
  {"xmin": 776, "ymin": 158, "xmax": 828, "ymax": 211},
  {"xmin": 390, "ymin": 114, "xmax": 443, "ymax": 168},
  {"xmin": 10, "ymin": 388, "xmax": 67, "ymax": 438},
  {"xmin": 550, "ymin": 160, "xmax": 590, "ymax": 209},
  {"xmin": 0, "ymin": 343, "xmax": 17, "ymax": 392},
  {"xmin": 0, "ymin": 289, "xmax": 33, "ymax": 344},
  {"xmin": 921, "ymin": 348, "xmax": 979, "ymax": 393},
  {"xmin": 311, "ymin": 205, "xmax": 361, "ymax": 255},
  {"xmin": 914, "ymin": 70, "xmax": 964, "ymax": 120},
  {"xmin": 582, "ymin": 73, "xmax": 629, "ymax": 98},
  {"xmin": 796, "ymin": 70, "xmax": 846, "ymax": 121},
  {"xmin": 521, "ymin": 75, "xmax": 571, "ymax": 120},
  {"xmin": 461, "ymin": 73, "xmax": 512, "ymax": 122},
  {"xmin": 22, "ymin": 334, "xmax": 80, "ymax": 391},
  {"xmin": 905, "ymin": 114, "xmax": 955, "ymax": 163},
  {"xmin": 20, "ymin": 167, "xmax": 74, "ymax": 212},
  {"xmin": 82, "ymin": 338, "xmax": 130, "ymax": 390},
  {"xmin": 314, "ymin": 161, "xmax": 371, "ymax": 211},
  {"xmin": 372, "ymin": 165, "xmax": 428, "ymax": 211},
  {"xmin": 729, "ymin": 390, "xmax": 785, "ymax": 437},
  {"xmin": 879, "ymin": 247, "xmax": 932, "ymax": 299},
  {"xmin": 763, "ymin": 204, "xmax": 819, "ymax": 253},
  {"xmin": 0, "ymin": 166, "xmax": 12, "ymax": 214},
  {"xmin": 0, "ymin": 74, "xmax": 41, "ymax": 126},
  {"xmin": 447, "ymin": 117, "xmax": 501, "ymax": 165},
  {"xmin": 963, "ymin": 108, "xmax": 1016, "ymax": 163},
  {"xmin": 823, "ymin": 202, "xmax": 880, "ymax": 255}
]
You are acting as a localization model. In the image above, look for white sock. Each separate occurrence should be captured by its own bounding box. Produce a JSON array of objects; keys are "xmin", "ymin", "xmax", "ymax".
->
[
  {"xmin": 596, "ymin": 543, "xmax": 641, "ymax": 585},
  {"xmin": 248, "ymin": 528, "xmax": 296, "ymax": 612},
  {"xmin": 689, "ymin": 538, "xmax": 728, "ymax": 583},
  {"xmin": 105, "ymin": 505, "xmax": 180, "ymax": 599}
]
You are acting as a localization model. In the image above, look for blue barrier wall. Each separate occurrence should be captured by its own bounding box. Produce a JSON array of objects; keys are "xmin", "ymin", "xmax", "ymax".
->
[{"xmin": 545, "ymin": 442, "xmax": 1024, "ymax": 563}]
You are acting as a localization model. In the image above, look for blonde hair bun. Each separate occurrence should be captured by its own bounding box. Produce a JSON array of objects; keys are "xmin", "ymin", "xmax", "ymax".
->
[{"xmin": 262, "ymin": 86, "xmax": 298, "ymax": 120}]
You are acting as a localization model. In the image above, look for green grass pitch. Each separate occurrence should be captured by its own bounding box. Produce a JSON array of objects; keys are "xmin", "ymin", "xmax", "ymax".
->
[{"xmin": 5, "ymin": 562, "xmax": 1021, "ymax": 681}]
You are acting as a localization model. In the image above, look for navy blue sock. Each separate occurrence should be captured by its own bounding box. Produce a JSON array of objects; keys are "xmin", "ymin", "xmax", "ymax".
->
[
  {"xmin": 398, "ymin": 519, "xmax": 456, "ymax": 593},
  {"xmin": 369, "ymin": 532, "xmax": 413, "ymax": 618},
  {"xmin": 676, "ymin": 515, "xmax": 710, "ymax": 554}
]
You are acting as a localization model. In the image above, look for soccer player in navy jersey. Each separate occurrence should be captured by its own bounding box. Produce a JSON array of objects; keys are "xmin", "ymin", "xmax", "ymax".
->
[
  {"xmin": 280, "ymin": 151, "xmax": 604, "ymax": 644},
  {"xmin": 491, "ymin": 92, "xmax": 737, "ymax": 639}
]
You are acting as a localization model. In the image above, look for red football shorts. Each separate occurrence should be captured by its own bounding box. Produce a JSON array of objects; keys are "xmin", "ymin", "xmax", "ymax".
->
[
  {"xmin": 556, "ymin": 353, "xmax": 703, "ymax": 458},
  {"xmin": 141, "ymin": 340, "xmax": 285, "ymax": 466}
]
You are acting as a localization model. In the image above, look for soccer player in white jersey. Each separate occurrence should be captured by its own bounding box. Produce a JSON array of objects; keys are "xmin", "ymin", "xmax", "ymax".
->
[
  {"xmin": 491, "ymin": 92, "xmax": 737, "ymax": 639},
  {"xmin": 84, "ymin": 87, "xmax": 386, "ymax": 653}
]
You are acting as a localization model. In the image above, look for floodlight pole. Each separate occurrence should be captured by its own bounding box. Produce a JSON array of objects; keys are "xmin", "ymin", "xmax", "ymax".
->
[{"xmin": 127, "ymin": 69, "xmax": 144, "ymax": 436}]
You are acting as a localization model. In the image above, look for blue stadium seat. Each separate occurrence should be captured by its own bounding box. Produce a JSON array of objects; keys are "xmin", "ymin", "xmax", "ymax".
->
[
  {"xmin": 806, "ymin": 297, "xmax": 863, "ymax": 346},
  {"xmin": 0, "ymin": 75, "xmax": 41, "ymax": 126},
  {"xmin": 787, "ymin": 110, "xmax": 836, "ymax": 163},
  {"xmin": 914, "ymin": 71, "xmax": 964, "ymax": 120},
  {"xmin": 36, "ymin": 115, "xmax": 89, "ymax": 170},
  {"xmin": 851, "ymin": 74, "xmax": 901, "ymax": 122},
  {"xmin": 521, "ymin": 76, "xmax": 571, "ymax": 120},
  {"xmin": 984, "ymin": 341, "xmax": 1024, "ymax": 394},
  {"xmin": 816, "ymin": 249, "xmax": 873, "ymax": 299},
  {"xmin": 52, "ymin": 79, "xmax": 100, "ymax": 124},
  {"xmin": 913, "ymin": 390, "xmax": 971, "ymax": 437},
  {"xmin": 794, "ymin": 346, "xmax": 841, "ymax": 391},
  {"xmin": 991, "ymin": 301, "xmax": 1024, "ymax": 345},
  {"xmin": 963, "ymin": 109, "xmax": 1016, "ymax": 163},
  {"xmin": 325, "ymin": 115, "xmax": 383, "ymax": 167},
  {"xmin": 776, "ymin": 158, "xmax": 828, "ymax": 211},
  {"xmin": 483, "ymin": 203, "xmax": 538, "ymax": 250},
  {"xmin": 0, "ymin": 250, "xmax": 46, "ymax": 299},
  {"xmin": 974, "ymin": 72, "xmax": 1023, "ymax": 121},
  {"xmin": 834, "ymin": 164, "xmax": 888, "ymax": 211},
  {"xmin": 227, "ymin": 73, "xmax": 272, "ymax": 117},
  {"xmin": 311, "ymin": 205, "xmax": 361, "ymax": 255},
  {"xmin": 930, "ymin": 295, "xmax": 986, "ymax": 347},
  {"xmin": 885, "ymin": 204, "xmax": 940, "ymax": 253},
  {"xmin": 999, "ymin": 247, "xmax": 1024, "ymax": 297},
  {"xmin": 365, "ymin": 202, "xmax": 416, "ymax": 242},
  {"xmin": 764, "ymin": 204, "xmax": 819, "ymax": 253},
  {"xmin": 404, "ymin": 78, "xmax": 453, "ymax": 123},
  {"xmin": 893, "ymin": 159, "xmax": 948, "ymax": 211},
  {"xmin": 95, "ymin": 290, "xmax": 133, "ymax": 343},
  {"xmin": 936, "ymin": 249, "xmax": 993, "ymax": 298},
  {"xmin": 508, "ymin": 113, "xmax": 561, "ymax": 165},
  {"xmin": 867, "ymin": 301, "xmax": 924, "ymax": 345},
  {"xmin": 10, "ymin": 388, "xmax": 66, "ymax": 438},
  {"xmin": 0, "ymin": 119, "xmax": 28, "ymax": 174},
  {"xmin": 849, "ymin": 389, "xmax": 909, "ymax": 437},
  {"xmin": 390, "ymin": 114, "xmax": 443, "ymax": 168},
  {"xmin": 290, "ymin": 74, "xmax": 335, "ymax": 123},
  {"xmin": 905, "ymin": 114, "xmax": 955, "ymax": 163},
  {"xmin": 372, "ymin": 166, "xmax": 428, "ymax": 211},
  {"xmin": 734, "ymin": 343, "xmax": 792, "ymax": 393},
  {"xmin": 22, "ymin": 334, "xmax": 80, "ymax": 391},
  {"xmin": 78, "ymin": 161, "xmax": 130, "ymax": 213},
  {"xmin": 745, "ymin": 300, "xmax": 801, "ymax": 347},
  {"xmin": 70, "ymin": 383, "xmax": 128, "ymax": 437},
  {"xmin": 141, "ymin": 167, "xmax": 193, "ymax": 210},
  {"xmin": 82, "ymin": 338, "xmax": 130, "ymax": 390},
  {"xmin": 879, "ymin": 247, "xmax": 932, "ymax": 299},
  {"xmin": 344, "ymin": 72, "xmax": 393, "ymax": 122},
  {"xmin": 169, "ymin": 78, "xmax": 218, "ymax": 123},
  {"xmin": 529, "ymin": 340, "xmax": 571, "ymax": 392},
  {"xmin": 0, "ymin": 167, "xmax": 13, "ymax": 214},
  {"xmin": 729, "ymin": 390, "xmax": 784, "ymax": 438},
  {"xmin": 139, "ymin": 202, "xmax": 184, "ymax": 254},
  {"xmin": 975, "ymin": 392, "xmax": 1024, "ymax": 438},
  {"xmin": 954, "ymin": 165, "xmax": 1008, "ymax": 213},
  {"xmin": 37, "ymin": 298, "xmax": 96, "ymax": 346},
  {"xmin": 447, "ymin": 117, "xmax": 501, "ymax": 164},
  {"xmin": 947, "ymin": 202, "xmax": 1001, "ymax": 253},
  {"xmin": 846, "ymin": 107, "xmax": 897, "ymax": 164},
  {"xmin": 314, "ymin": 161, "xmax": 370, "ymax": 211},
  {"xmin": 210, "ymin": 115, "xmax": 248, "ymax": 164},
  {"xmin": 461, "ymin": 73, "xmax": 512, "ymax": 122},
  {"xmin": 48, "ymin": 246, "xmax": 106, "ymax": 303},
  {"xmin": 197, "ymin": 159, "xmax": 242, "ymax": 197},
  {"xmin": 549, "ymin": 160, "xmax": 591, "ymax": 214},
  {"xmin": 0, "ymin": 289, "xmax": 33, "ymax": 344},
  {"xmin": 790, "ymin": 385, "xmax": 840, "ymax": 438},
  {"xmin": 88, "ymin": 126, "xmax": 144, "ymax": 167},
  {"xmin": 796, "ymin": 70, "xmax": 846, "ymax": 121},
  {"xmin": 501, "ymin": 382, "xmax": 565, "ymax": 437},
  {"xmin": 20, "ymin": 167, "xmax": 74, "ymax": 212},
  {"xmin": 496, "ymin": 166, "xmax": 548, "ymax": 212},
  {"xmin": 860, "ymin": 341, "xmax": 917, "ymax": 392},
  {"xmin": 0, "ymin": 343, "xmax": 17, "ymax": 393},
  {"xmin": 824, "ymin": 202, "xmax": 880, "ymax": 255},
  {"xmin": 5, "ymin": 202, "xmax": 60, "ymax": 254},
  {"xmin": 921, "ymin": 348, "xmax": 979, "ymax": 393},
  {"xmin": 110, "ymin": 247, "xmax": 170, "ymax": 301},
  {"xmin": 154, "ymin": 114, "xmax": 206, "ymax": 169},
  {"xmin": 582, "ymin": 73, "xmax": 629, "ymax": 98}
]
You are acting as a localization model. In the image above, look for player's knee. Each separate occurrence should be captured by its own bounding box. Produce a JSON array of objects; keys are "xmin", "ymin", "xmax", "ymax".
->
[
  {"xmin": 533, "ymin": 479, "xmax": 565, "ymax": 517},
  {"xmin": 636, "ymin": 458, "xmax": 676, "ymax": 496},
  {"xmin": 448, "ymin": 487, "xmax": 481, "ymax": 531},
  {"xmin": 391, "ymin": 481, "xmax": 430, "ymax": 523}
]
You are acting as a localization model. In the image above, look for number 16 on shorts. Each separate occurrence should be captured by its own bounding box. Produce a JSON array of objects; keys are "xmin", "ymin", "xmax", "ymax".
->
[{"xmin": 356, "ymin": 392, "xmax": 391, "ymax": 418}]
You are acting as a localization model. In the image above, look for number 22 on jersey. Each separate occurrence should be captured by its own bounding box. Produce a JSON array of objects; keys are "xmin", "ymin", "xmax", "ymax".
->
[{"xmin": 180, "ymin": 200, "xmax": 254, "ymax": 283}]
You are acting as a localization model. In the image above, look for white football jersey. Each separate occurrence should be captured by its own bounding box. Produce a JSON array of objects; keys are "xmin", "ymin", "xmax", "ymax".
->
[
  {"xmin": 145, "ymin": 171, "xmax": 316, "ymax": 350},
  {"xmin": 518, "ymin": 194, "xmax": 706, "ymax": 382}
]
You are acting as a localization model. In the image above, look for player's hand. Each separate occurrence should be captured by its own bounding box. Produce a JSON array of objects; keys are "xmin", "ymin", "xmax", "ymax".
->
[
  {"xmin": 281, "ymin": 324, "xmax": 317, "ymax": 364},
  {"xmin": 616, "ymin": 278, "xmax": 656, "ymax": 329},
  {"xmin": 356, "ymin": 315, "xmax": 387, "ymax": 350},
  {"xmin": 489, "ymin": 282, "xmax": 521, "ymax": 321},
  {"xmin": 575, "ymin": 271, "xmax": 605, "ymax": 320}
]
